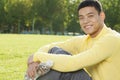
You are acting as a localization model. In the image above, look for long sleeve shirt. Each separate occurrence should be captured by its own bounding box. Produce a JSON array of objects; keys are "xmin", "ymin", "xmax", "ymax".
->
[{"xmin": 33, "ymin": 25, "xmax": 120, "ymax": 80}]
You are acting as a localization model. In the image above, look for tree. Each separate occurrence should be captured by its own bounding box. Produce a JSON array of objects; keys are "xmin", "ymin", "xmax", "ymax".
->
[
  {"xmin": 0, "ymin": 0, "xmax": 7, "ymax": 33},
  {"xmin": 101, "ymin": 0, "xmax": 120, "ymax": 32},
  {"xmin": 5, "ymin": 0, "xmax": 32, "ymax": 33},
  {"xmin": 1, "ymin": 0, "xmax": 120, "ymax": 34},
  {"xmin": 31, "ymin": 0, "xmax": 68, "ymax": 34},
  {"xmin": 66, "ymin": 0, "xmax": 82, "ymax": 35}
]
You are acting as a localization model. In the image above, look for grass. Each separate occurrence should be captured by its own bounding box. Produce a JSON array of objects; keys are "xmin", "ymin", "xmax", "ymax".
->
[{"xmin": 0, "ymin": 34, "xmax": 71, "ymax": 80}]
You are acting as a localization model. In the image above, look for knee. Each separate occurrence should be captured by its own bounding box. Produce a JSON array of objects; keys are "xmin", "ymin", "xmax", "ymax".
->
[{"xmin": 48, "ymin": 46, "xmax": 71, "ymax": 55}]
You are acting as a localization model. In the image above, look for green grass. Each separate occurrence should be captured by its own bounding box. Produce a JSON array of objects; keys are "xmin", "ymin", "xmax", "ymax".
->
[{"xmin": 0, "ymin": 34, "xmax": 71, "ymax": 80}]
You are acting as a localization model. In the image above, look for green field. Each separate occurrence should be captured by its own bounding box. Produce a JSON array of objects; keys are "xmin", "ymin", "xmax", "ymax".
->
[{"xmin": 0, "ymin": 34, "xmax": 71, "ymax": 80}]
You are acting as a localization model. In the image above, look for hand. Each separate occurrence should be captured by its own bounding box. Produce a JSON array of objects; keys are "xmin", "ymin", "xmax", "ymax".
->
[
  {"xmin": 26, "ymin": 54, "xmax": 40, "ymax": 79},
  {"xmin": 27, "ymin": 62, "xmax": 39, "ymax": 79},
  {"xmin": 27, "ymin": 54, "xmax": 34, "ymax": 66}
]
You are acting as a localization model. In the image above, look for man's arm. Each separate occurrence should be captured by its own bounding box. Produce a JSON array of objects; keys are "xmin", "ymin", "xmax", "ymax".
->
[
  {"xmin": 35, "ymin": 36, "xmax": 85, "ymax": 55},
  {"xmin": 27, "ymin": 54, "xmax": 34, "ymax": 66},
  {"xmin": 27, "ymin": 54, "xmax": 40, "ymax": 66},
  {"xmin": 33, "ymin": 35, "xmax": 119, "ymax": 72},
  {"xmin": 27, "ymin": 54, "xmax": 40, "ymax": 79},
  {"xmin": 26, "ymin": 35, "xmax": 85, "ymax": 77}
]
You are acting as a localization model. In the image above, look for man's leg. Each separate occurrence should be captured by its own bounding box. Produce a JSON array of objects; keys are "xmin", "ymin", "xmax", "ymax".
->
[
  {"xmin": 60, "ymin": 69, "xmax": 92, "ymax": 80},
  {"xmin": 36, "ymin": 47, "xmax": 67, "ymax": 80},
  {"xmin": 37, "ymin": 47, "xmax": 92, "ymax": 80},
  {"xmin": 36, "ymin": 70, "xmax": 61, "ymax": 80}
]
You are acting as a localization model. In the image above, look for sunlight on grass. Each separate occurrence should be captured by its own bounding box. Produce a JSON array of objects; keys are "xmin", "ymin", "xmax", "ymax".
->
[{"xmin": 0, "ymin": 34, "xmax": 71, "ymax": 80}]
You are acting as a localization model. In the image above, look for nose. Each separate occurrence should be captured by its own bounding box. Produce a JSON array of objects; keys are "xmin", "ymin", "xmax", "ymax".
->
[{"xmin": 82, "ymin": 17, "xmax": 89, "ymax": 24}]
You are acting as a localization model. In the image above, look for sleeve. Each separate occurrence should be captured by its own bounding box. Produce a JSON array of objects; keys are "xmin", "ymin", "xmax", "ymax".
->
[
  {"xmin": 33, "ymin": 35, "xmax": 118, "ymax": 72},
  {"xmin": 34, "ymin": 36, "xmax": 84, "ymax": 55}
]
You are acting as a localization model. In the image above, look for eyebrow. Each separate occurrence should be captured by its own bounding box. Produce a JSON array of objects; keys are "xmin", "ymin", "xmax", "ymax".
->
[{"xmin": 79, "ymin": 12, "xmax": 94, "ymax": 17}]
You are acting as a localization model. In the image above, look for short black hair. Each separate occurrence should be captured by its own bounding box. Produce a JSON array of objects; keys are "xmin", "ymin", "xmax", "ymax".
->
[{"xmin": 78, "ymin": 0, "xmax": 103, "ymax": 14}]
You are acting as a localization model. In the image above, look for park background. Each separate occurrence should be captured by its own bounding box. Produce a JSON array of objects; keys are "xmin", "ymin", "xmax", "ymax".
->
[
  {"xmin": 0, "ymin": 0, "xmax": 120, "ymax": 34},
  {"xmin": 0, "ymin": 0, "xmax": 120, "ymax": 80}
]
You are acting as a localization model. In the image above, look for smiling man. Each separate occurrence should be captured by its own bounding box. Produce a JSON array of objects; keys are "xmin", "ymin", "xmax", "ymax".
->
[
  {"xmin": 27, "ymin": 0, "xmax": 120, "ymax": 80},
  {"xmin": 79, "ymin": 6, "xmax": 104, "ymax": 38}
]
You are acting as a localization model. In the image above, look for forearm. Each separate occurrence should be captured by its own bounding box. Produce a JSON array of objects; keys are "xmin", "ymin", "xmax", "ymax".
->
[
  {"xmin": 27, "ymin": 54, "xmax": 40, "ymax": 66},
  {"xmin": 33, "ymin": 50, "xmax": 109, "ymax": 72},
  {"xmin": 35, "ymin": 37, "xmax": 83, "ymax": 56},
  {"xmin": 33, "ymin": 36, "xmax": 117, "ymax": 72}
]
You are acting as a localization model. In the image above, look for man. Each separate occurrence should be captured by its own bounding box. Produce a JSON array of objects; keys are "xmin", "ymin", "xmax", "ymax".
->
[
  {"xmin": 27, "ymin": 0, "xmax": 120, "ymax": 80},
  {"xmin": 26, "ymin": 47, "xmax": 92, "ymax": 80}
]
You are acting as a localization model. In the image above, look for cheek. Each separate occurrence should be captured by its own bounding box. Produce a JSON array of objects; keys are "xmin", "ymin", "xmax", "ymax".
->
[
  {"xmin": 79, "ymin": 21, "xmax": 84, "ymax": 27},
  {"xmin": 91, "ymin": 17, "xmax": 98, "ymax": 23},
  {"xmin": 91, "ymin": 18, "xmax": 101, "ymax": 28},
  {"xmin": 79, "ymin": 23, "xmax": 84, "ymax": 30}
]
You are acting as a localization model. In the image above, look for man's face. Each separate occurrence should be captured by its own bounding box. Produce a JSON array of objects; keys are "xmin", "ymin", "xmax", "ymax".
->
[{"xmin": 78, "ymin": 7, "xmax": 104, "ymax": 37}]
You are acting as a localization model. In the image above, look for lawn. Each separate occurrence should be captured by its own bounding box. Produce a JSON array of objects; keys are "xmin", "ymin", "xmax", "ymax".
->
[{"xmin": 0, "ymin": 34, "xmax": 71, "ymax": 80}]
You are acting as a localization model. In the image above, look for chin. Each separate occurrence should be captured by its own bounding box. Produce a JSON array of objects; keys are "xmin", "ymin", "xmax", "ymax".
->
[{"xmin": 85, "ymin": 31, "xmax": 91, "ymax": 35}]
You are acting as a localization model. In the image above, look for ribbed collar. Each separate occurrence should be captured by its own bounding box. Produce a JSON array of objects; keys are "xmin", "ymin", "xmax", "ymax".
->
[{"xmin": 87, "ymin": 24, "xmax": 110, "ymax": 40}]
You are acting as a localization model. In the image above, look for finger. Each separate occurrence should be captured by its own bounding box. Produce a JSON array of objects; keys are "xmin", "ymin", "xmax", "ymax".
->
[
  {"xmin": 29, "ymin": 70, "xmax": 34, "ymax": 78},
  {"xmin": 27, "ymin": 62, "xmax": 39, "ymax": 78},
  {"xmin": 31, "ymin": 77, "xmax": 34, "ymax": 80},
  {"xmin": 27, "ymin": 65, "xmax": 36, "ymax": 78},
  {"xmin": 30, "ymin": 67, "xmax": 36, "ymax": 78}
]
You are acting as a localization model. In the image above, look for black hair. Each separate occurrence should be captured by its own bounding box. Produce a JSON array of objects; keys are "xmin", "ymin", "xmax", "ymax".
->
[{"xmin": 78, "ymin": 0, "xmax": 103, "ymax": 14}]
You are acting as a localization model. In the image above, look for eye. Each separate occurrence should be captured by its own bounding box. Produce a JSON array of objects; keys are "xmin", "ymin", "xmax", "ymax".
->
[
  {"xmin": 79, "ymin": 16, "xmax": 84, "ymax": 20},
  {"xmin": 88, "ymin": 14, "xmax": 94, "ymax": 18}
]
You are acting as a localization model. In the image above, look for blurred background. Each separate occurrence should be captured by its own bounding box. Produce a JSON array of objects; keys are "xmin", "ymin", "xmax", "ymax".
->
[{"xmin": 0, "ymin": 0, "xmax": 120, "ymax": 35}]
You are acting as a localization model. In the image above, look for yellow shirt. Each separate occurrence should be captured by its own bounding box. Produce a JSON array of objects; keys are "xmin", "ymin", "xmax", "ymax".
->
[{"xmin": 33, "ymin": 25, "xmax": 120, "ymax": 80}]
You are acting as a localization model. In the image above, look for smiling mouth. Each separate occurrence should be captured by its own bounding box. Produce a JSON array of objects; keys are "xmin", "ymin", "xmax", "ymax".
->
[{"xmin": 84, "ymin": 25, "xmax": 92, "ymax": 29}]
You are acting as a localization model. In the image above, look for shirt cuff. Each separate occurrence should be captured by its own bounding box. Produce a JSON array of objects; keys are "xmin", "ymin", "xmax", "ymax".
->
[{"xmin": 33, "ymin": 52, "xmax": 40, "ymax": 62}]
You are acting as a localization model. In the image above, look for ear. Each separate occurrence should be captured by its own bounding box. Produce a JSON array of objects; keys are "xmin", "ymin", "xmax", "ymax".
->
[{"xmin": 100, "ymin": 11, "xmax": 105, "ymax": 21}]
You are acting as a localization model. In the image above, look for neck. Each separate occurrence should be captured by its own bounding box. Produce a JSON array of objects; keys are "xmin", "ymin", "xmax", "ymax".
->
[{"xmin": 90, "ymin": 24, "xmax": 104, "ymax": 38}]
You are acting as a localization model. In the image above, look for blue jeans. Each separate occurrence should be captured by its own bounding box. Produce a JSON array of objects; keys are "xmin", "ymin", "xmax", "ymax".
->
[{"xmin": 37, "ymin": 47, "xmax": 92, "ymax": 80}]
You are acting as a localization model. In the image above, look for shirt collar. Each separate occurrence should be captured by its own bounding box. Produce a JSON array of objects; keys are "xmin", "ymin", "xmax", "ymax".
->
[{"xmin": 87, "ymin": 24, "xmax": 109, "ymax": 40}]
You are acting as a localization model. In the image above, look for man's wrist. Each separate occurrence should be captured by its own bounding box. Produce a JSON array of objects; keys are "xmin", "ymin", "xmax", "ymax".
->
[
  {"xmin": 28, "ymin": 61, "xmax": 40, "ymax": 67},
  {"xmin": 28, "ymin": 61, "xmax": 34, "ymax": 66},
  {"xmin": 27, "ymin": 54, "xmax": 34, "ymax": 66}
]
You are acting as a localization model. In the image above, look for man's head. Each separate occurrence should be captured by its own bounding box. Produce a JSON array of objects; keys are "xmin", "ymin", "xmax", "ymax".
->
[
  {"xmin": 78, "ymin": 0, "xmax": 105, "ymax": 38},
  {"xmin": 78, "ymin": 0, "xmax": 103, "ymax": 14}
]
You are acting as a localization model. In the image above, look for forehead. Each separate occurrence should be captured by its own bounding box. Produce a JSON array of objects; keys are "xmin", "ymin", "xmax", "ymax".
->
[{"xmin": 78, "ymin": 7, "xmax": 98, "ymax": 16}]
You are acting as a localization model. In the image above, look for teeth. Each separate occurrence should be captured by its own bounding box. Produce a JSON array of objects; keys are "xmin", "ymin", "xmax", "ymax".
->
[{"xmin": 85, "ymin": 26, "xmax": 91, "ymax": 29}]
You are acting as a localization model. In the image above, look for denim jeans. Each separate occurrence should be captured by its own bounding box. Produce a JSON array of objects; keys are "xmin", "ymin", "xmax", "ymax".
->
[{"xmin": 37, "ymin": 47, "xmax": 92, "ymax": 80}]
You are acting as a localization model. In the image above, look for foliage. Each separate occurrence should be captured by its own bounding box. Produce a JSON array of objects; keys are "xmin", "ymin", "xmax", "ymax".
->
[
  {"xmin": 0, "ymin": 0, "xmax": 120, "ymax": 34},
  {"xmin": 0, "ymin": 0, "xmax": 6, "ymax": 24},
  {"xmin": 101, "ymin": 0, "xmax": 120, "ymax": 29}
]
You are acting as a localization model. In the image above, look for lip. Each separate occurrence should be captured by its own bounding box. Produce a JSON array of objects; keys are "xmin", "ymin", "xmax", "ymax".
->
[{"xmin": 84, "ymin": 25, "xmax": 93, "ymax": 29}]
